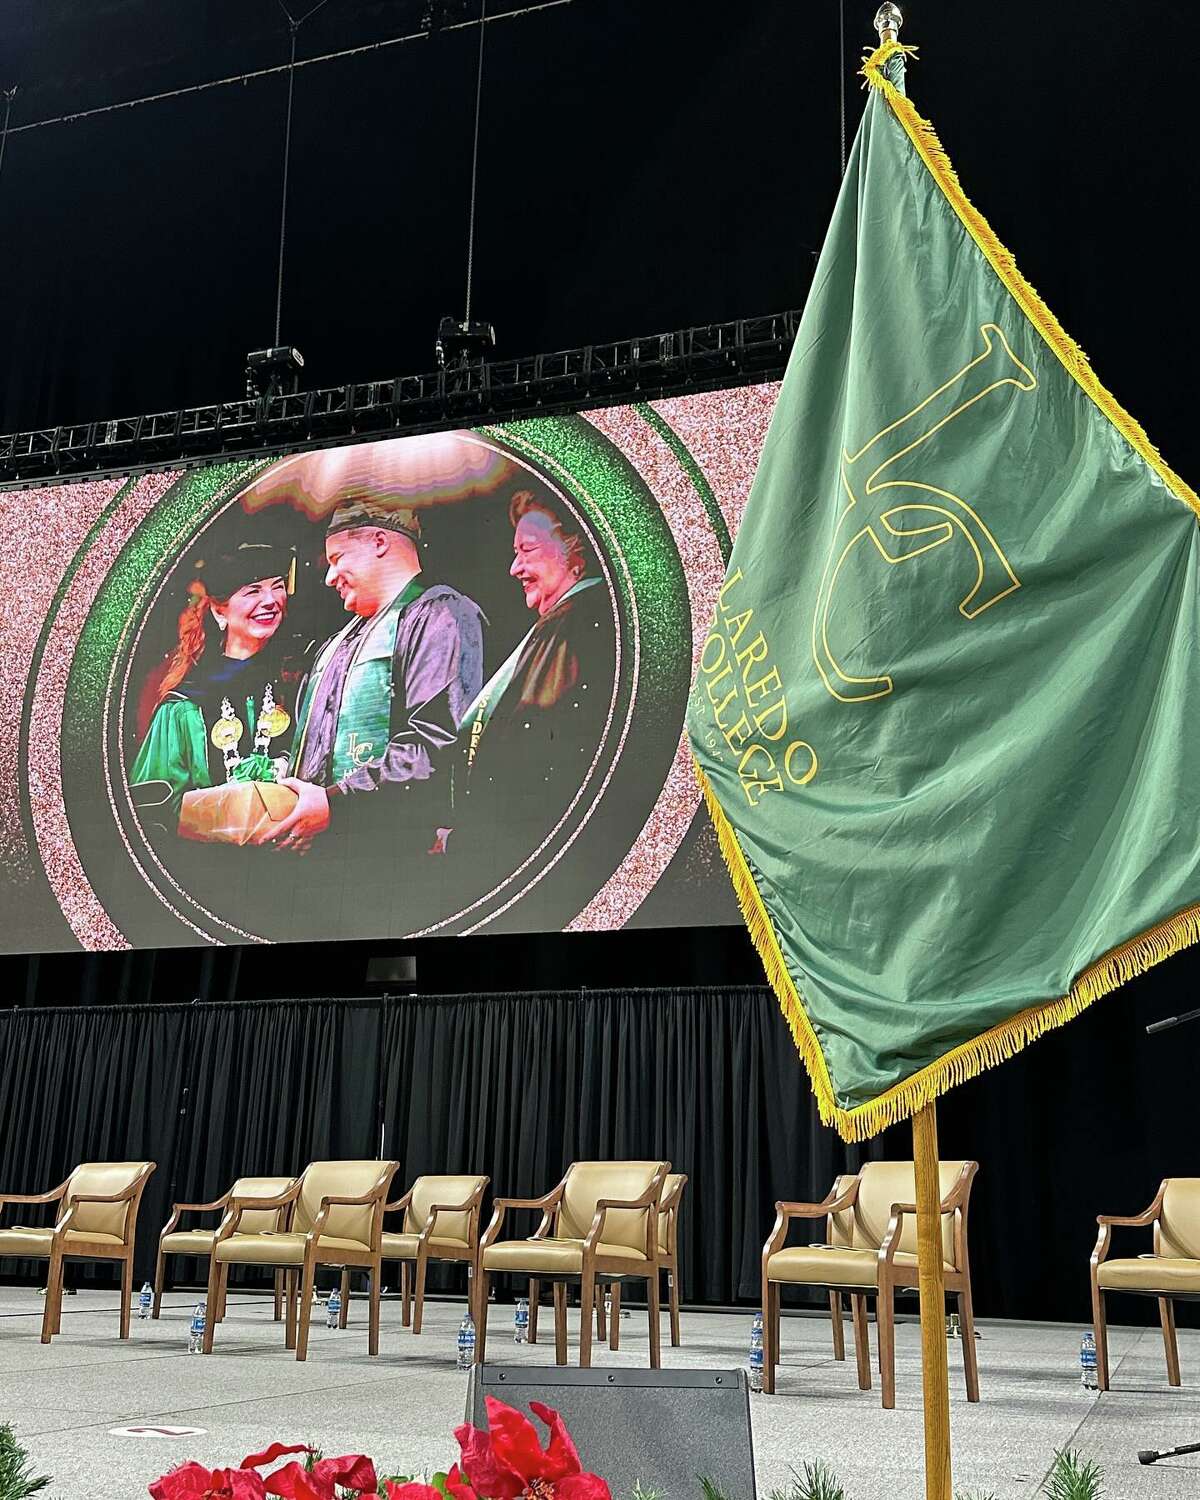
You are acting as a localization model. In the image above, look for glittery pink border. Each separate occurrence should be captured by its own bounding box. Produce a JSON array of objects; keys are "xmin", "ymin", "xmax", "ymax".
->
[
  {"xmin": 650, "ymin": 384, "xmax": 779, "ymax": 540},
  {"xmin": 28, "ymin": 471, "xmax": 180, "ymax": 950},
  {"xmin": 564, "ymin": 404, "xmax": 731, "ymax": 930}
]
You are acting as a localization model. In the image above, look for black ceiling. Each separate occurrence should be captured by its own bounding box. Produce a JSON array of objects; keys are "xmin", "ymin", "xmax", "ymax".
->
[{"xmin": 1, "ymin": 0, "xmax": 1195, "ymax": 501}]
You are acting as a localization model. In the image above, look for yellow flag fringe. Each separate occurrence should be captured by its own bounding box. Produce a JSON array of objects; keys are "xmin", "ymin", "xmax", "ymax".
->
[
  {"xmin": 859, "ymin": 40, "xmax": 1200, "ymax": 521},
  {"xmin": 697, "ymin": 759, "xmax": 1200, "ymax": 1141},
  {"xmin": 693, "ymin": 42, "xmax": 1200, "ymax": 1138}
]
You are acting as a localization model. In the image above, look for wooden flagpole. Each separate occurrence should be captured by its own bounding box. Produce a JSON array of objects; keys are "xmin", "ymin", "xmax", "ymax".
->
[
  {"xmin": 862, "ymin": 15, "xmax": 953, "ymax": 1492},
  {"xmin": 913, "ymin": 1101, "xmax": 953, "ymax": 1500}
]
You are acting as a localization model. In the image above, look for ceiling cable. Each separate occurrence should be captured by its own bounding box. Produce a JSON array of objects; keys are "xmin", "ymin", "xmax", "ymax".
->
[
  {"xmin": 6, "ymin": 1, "xmax": 574, "ymax": 137},
  {"xmin": 0, "ymin": 86, "xmax": 16, "ymax": 188},
  {"xmin": 463, "ymin": 0, "xmax": 487, "ymax": 324},
  {"xmin": 275, "ymin": 23, "xmax": 299, "ymax": 345}
]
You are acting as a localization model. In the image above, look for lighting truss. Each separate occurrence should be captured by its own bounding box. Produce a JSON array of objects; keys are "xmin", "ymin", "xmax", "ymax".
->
[{"xmin": 0, "ymin": 310, "xmax": 800, "ymax": 487}]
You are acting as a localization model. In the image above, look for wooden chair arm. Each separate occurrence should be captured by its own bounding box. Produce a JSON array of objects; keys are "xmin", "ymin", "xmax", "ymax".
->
[
  {"xmin": 763, "ymin": 1182, "xmax": 860, "ymax": 1265},
  {"xmin": 658, "ymin": 1175, "xmax": 688, "ymax": 1216},
  {"xmin": 214, "ymin": 1182, "xmax": 300, "ymax": 1243},
  {"xmin": 161, "ymin": 1195, "xmax": 230, "ymax": 1240},
  {"xmin": 417, "ymin": 1193, "xmax": 486, "ymax": 1241},
  {"xmin": 878, "ymin": 1167, "xmax": 976, "ymax": 1266},
  {"xmin": 1091, "ymin": 1182, "xmax": 1168, "ymax": 1269},
  {"xmin": 584, "ymin": 1166, "xmax": 670, "ymax": 1254},
  {"xmin": 481, "ymin": 1186, "xmax": 563, "ymax": 1250},
  {"xmin": 384, "ymin": 1189, "xmax": 415, "ymax": 1215},
  {"xmin": 493, "ymin": 1189, "xmax": 562, "ymax": 1212},
  {"xmin": 310, "ymin": 1168, "xmax": 398, "ymax": 1241},
  {"xmin": 318, "ymin": 1191, "xmax": 389, "ymax": 1209},
  {"xmin": 0, "ymin": 1180, "xmax": 69, "ymax": 1207},
  {"xmin": 227, "ymin": 1186, "xmax": 300, "ymax": 1212},
  {"xmin": 66, "ymin": 1186, "xmax": 143, "ymax": 1206},
  {"xmin": 1097, "ymin": 1180, "xmax": 1168, "ymax": 1229}
]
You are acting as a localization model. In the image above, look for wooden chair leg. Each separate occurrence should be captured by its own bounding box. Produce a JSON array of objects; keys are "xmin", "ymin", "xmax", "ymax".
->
[
  {"xmin": 296, "ymin": 1254, "xmax": 316, "ymax": 1361},
  {"xmin": 153, "ymin": 1249, "xmax": 167, "ymax": 1319},
  {"xmin": 401, "ymin": 1261, "xmax": 412, "ymax": 1327},
  {"xmin": 1160, "ymin": 1297, "xmax": 1181, "ymax": 1387},
  {"xmin": 1091, "ymin": 1280, "xmax": 1110, "ymax": 1392},
  {"xmin": 528, "ymin": 1278, "xmax": 541, "ymax": 1343},
  {"xmin": 120, "ymin": 1255, "xmax": 133, "ymax": 1340},
  {"xmin": 762, "ymin": 1277, "xmax": 776, "ymax": 1395},
  {"xmin": 475, "ymin": 1271, "xmax": 490, "ymax": 1364},
  {"xmin": 40, "ymin": 1249, "xmax": 62, "ymax": 1344},
  {"xmin": 851, "ymin": 1292, "xmax": 873, "ymax": 1393},
  {"xmin": 830, "ymin": 1291, "xmax": 845, "ymax": 1360},
  {"xmin": 369, "ymin": 1267, "xmax": 381, "ymax": 1356},
  {"xmin": 339, "ymin": 1268, "xmax": 350, "ymax": 1329},
  {"xmin": 609, "ymin": 1283, "xmax": 621, "ymax": 1351},
  {"xmin": 202, "ymin": 1256, "xmax": 223, "ymax": 1354},
  {"xmin": 273, "ymin": 1269, "xmax": 284, "ymax": 1323},
  {"xmin": 669, "ymin": 1265, "xmax": 681, "ymax": 1348},
  {"xmin": 647, "ymin": 1268, "xmax": 662, "ymax": 1370},
  {"xmin": 282, "ymin": 1270, "xmax": 297, "ymax": 1349},
  {"xmin": 553, "ymin": 1282, "xmax": 568, "ymax": 1365},
  {"xmin": 216, "ymin": 1272, "xmax": 228, "ymax": 1324},
  {"xmin": 596, "ymin": 1286, "xmax": 607, "ymax": 1343},
  {"xmin": 877, "ymin": 1288, "xmax": 895, "ymax": 1409},
  {"xmin": 579, "ymin": 1274, "xmax": 596, "ymax": 1369},
  {"xmin": 414, "ymin": 1250, "xmax": 428, "ymax": 1335},
  {"xmin": 959, "ymin": 1287, "xmax": 980, "ymax": 1402}
]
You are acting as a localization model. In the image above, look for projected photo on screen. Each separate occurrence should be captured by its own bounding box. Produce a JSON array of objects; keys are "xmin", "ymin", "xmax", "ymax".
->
[{"xmin": 0, "ymin": 387, "xmax": 777, "ymax": 952}]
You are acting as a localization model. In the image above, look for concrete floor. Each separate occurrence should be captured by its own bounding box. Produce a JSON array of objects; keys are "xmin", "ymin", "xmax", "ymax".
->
[{"xmin": 1, "ymin": 1286, "xmax": 1197, "ymax": 1499}]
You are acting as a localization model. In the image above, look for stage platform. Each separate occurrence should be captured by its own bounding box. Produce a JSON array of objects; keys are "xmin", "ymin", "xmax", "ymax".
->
[{"xmin": 1, "ymin": 1289, "xmax": 1197, "ymax": 1499}]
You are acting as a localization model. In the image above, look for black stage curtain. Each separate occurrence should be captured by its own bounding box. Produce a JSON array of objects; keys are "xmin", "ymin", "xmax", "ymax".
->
[{"xmin": 0, "ymin": 980, "xmax": 1191, "ymax": 1326}]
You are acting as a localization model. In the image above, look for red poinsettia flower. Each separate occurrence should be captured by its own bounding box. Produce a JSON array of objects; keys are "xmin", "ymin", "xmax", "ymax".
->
[
  {"xmin": 263, "ymin": 1454, "xmax": 379, "ymax": 1500},
  {"xmin": 452, "ymin": 1397, "xmax": 610, "ymax": 1500},
  {"xmin": 243, "ymin": 1445, "xmax": 314, "ymax": 1471},
  {"xmin": 149, "ymin": 1462, "xmax": 267, "ymax": 1500},
  {"xmin": 384, "ymin": 1484, "xmax": 444, "ymax": 1500}
]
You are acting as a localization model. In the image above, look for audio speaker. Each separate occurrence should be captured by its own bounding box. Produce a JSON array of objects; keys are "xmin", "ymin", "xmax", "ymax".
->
[{"xmin": 466, "ymin": 1365, "xmax": 755, "ymax": 1499}]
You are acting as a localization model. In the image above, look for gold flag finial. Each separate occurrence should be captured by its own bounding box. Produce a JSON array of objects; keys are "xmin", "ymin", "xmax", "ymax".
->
[{"xmin": 874, "ymin": 3, "xmax": 902, "ymax": 42}]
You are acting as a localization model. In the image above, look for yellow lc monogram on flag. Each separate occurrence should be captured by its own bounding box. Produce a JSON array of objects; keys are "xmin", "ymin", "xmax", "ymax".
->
[{"xmin": 813, "ymin": 322, "xmax": 1036, "ymax": 703}]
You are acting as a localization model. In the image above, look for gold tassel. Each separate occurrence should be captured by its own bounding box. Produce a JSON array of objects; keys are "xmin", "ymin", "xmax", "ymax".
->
[
  {"xmin": 695, "ymin": 757, "xmax": 1200, "ymax": 1141},
  {"xmin": 859, "ymin": 40, "xmax": 1200, "ymax": 521}
]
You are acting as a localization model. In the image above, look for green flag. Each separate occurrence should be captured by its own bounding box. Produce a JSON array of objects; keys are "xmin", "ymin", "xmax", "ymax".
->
[{"xmin": 687, "ymin": 40, "xmax": 1200, "ymax": 1141}]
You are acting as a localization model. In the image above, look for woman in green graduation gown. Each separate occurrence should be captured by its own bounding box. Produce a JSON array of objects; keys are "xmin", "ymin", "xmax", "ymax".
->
[{"xmin": 130, "ymin": 541, "xmax": 295, "ymax": 821}]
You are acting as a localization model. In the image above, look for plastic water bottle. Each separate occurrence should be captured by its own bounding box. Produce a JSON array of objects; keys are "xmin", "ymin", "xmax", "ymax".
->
[
  {"xmin": 187, "ymin": 1300, "xmax": 205, "ymax": 1354},
  {"xmin": 457, "ymin": 1311, "xmax": 476, "ymax": 1370},
  {"xmin": 138, "ymin": 1282, "xmax": 153, "ymax": 1319},
  {"xmin": 1080, "ymin": 1330, "xmax": 1099, "ymax": 1390},
  {"xmin": 748, "ymin": 1310, "xmax": 764, "ymax": 1392},
  {"xmin": 327, "ymin": 1286, "xmax": 341, "ymax": 1330},
  {"xmin": 514, "ymin": 1297, "xmax": 529, "ymax": 1343}
]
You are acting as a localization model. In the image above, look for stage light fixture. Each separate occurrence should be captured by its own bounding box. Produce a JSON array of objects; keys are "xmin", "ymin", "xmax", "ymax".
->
[
  {"xmin": 245, "ymin": 345, "xmax": 305, "ymax": 400},
  {"xmin": 435, "ymin": 315, "xmax": 495, "ymax": 370}
]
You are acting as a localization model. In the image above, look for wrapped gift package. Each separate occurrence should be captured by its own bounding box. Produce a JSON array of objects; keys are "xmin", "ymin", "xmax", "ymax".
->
[{"xmin": 178, "ymin": 781, "xmax": 299, "ymax": 845}]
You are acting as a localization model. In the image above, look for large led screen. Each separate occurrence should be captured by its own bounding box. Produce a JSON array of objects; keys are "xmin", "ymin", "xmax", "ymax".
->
[{"xmin": 0, "ymin": 386, "xmax": 777, "ymax": 952}]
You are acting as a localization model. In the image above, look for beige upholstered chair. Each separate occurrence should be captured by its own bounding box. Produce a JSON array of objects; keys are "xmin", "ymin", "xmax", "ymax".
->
[
  {"xmin": 762, "ymin": 1159, "xmax": 979, "ymax": 1408},
  {"xmin": 477, "ymin": 1159, "xmax": 669, "ymax": 1368},
  {"xmin": 0, "ymin": 1161, "xmax": 156, "ymax": 1344},
  {"xmin": 154, "ymin": 1175, "xmax": 295, "ymax": 1322},
  {"xmin": 379, "ymin": 1174, "xmax": 488, "ymax": 1334},
  {"xmin": 601, "ymin": 1171, "xmax": 688, "ymax": 1351},
  {"xmin": 203, "ymin": 1159, "xmax": 398, "ymax": 1361},
  {"xmin": 1091, "ymin": 1178, "xmax": 1200, "ymax": 1389}
]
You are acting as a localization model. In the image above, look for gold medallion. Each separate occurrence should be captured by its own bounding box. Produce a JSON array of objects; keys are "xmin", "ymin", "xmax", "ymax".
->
[
  {"xmin": 211, "ymin": 715, "xmax": 243, "ymax": 752},
  {"xmin": 258, "ymin": 703, "xmax": 291, "ymax": 740}
]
